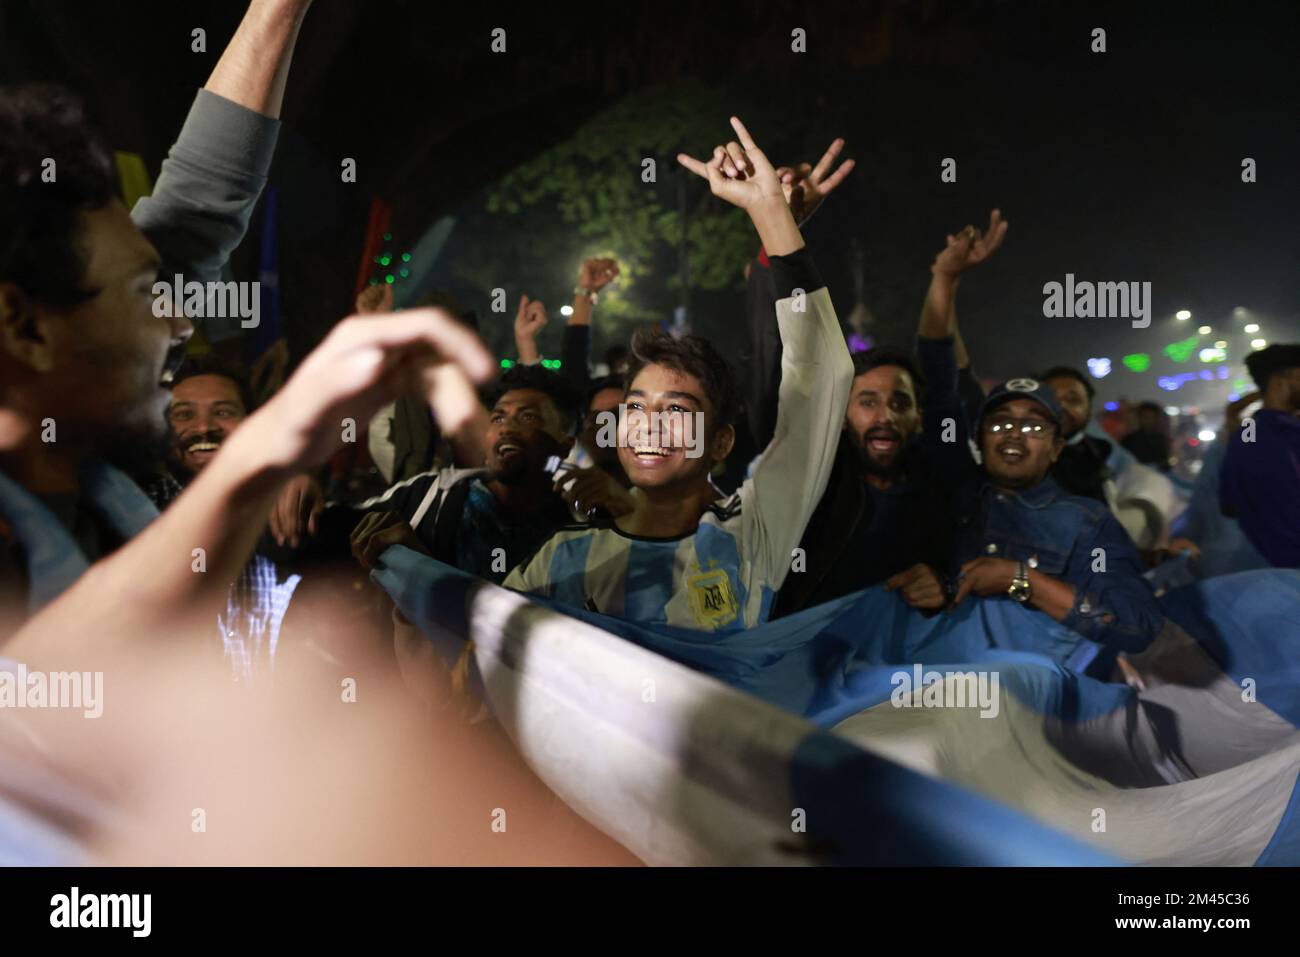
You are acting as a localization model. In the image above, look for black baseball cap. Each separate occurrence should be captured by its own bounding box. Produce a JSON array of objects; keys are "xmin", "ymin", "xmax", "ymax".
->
[{"xmin": 977, "ymin": 378, "xmax": 1065, "ymax": 433}]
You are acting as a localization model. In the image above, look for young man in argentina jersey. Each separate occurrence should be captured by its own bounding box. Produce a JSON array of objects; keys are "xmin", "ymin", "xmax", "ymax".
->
[{"xmin": 503, "ymin": 117, "xmax": 854, "ymax": 632}]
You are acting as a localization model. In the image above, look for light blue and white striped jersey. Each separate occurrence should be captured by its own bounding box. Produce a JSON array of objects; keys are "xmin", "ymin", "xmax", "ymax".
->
[{"xmin": 505, "ymin": 273, "xmax": 852, "ymax": 633}]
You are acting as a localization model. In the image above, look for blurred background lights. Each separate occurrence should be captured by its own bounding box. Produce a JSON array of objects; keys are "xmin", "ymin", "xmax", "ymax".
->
[
  {"xmin": 1198, "ymin": 430, "xmax": 1216, "ymax": 441},
  {"xmin": 1086, "ymin": 357, "xmax": 1111, "ymax": 378},
  {"xmin": 1245, "ymin": 323, "xmax": 1259, "ymax": 333},
  {"xmin": 1175, "ymin": 310, "xmax": 1191, "ymax": 320},
  {"xmin": 1197, "ymin": 325, "xmax": 1211, "ymax": 335},
  {"xmin": 1251, "ymin": 338, "xmax": 1267, "ymax": 349}
]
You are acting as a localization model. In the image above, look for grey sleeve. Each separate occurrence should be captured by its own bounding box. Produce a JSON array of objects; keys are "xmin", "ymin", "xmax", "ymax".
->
[
  {"xmin": 740, "ymin": 284, "xmax": 854, "ymax": 593},
  {"xmin": 130, "ymin": 89, "xmax": 281, "ymax": 283}
]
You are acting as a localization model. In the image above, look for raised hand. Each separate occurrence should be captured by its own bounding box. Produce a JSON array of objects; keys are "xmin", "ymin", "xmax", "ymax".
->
[
  {"xmin": 676, "ymin": 116, "xmax": 785, "ymax": 211},
  {"xmin": 233, "ymin": 308, "xmax": 494, "ymax": 478},
  {"xmin": 356, "ymin": 282, "xmax": 395, "ymax": 315},
  {"xmin": 774, "ymin": 138, "xmax": 855, "ymax": 225},
  {"xmin": 676, "ymin": 117, "xmax": 804, "ymax": 256},
  {"xmin": 578, "ymin": 258, "xmax": 620, "ymax": 293},
  {"xmin": 931, "ymin": 209, "xmax": 1009, "ymax": 279},
  {"xmin": 514, "ymin": 294, "xmax": 548, "ymax": 364}
]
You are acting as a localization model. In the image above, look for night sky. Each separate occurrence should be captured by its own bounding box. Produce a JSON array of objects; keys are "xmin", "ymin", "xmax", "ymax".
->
[{"xmin": 2, "ymin": 0, "xmax": 1296, "ymax": 417}]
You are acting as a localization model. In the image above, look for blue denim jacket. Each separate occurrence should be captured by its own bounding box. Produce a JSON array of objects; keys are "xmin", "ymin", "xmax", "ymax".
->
[{"xmin": 954, "ymin": 475, "xmax": 1163, "ymax": 673}]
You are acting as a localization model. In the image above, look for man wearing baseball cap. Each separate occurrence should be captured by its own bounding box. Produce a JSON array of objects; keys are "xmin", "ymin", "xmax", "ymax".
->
[
  {"xmin": 946, "ymin": 376, "xmax": 1162, "ymax": 677},
  {"xmin": 1220, "ymin": 343, "xmax": 1300, "ymax": 567}
]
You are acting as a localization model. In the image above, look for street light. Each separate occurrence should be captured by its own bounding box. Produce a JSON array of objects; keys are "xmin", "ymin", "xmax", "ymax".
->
[
  {"xmin": 1175, "ymin": 310, "xmax": 1191, "ymax": 320},
  {"xmin": 1197, "ymin": 325, "xmax": 1211, "ymax": 335},
  {"xmin": 1251, "ymin": 338, "xmax": 1267, "ymax": 349},
  {"xmin": 1245, "ymin": 323, "xmax": 1259, "ymax": 333}
]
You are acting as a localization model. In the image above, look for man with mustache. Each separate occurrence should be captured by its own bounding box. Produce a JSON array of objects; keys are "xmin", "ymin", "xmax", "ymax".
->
[
  {"xmin": 133, "ymin": 355, "xmax": 259, "ymax": 509},
  {"xmin": 773, "ymin": 347, "xmax": 966, "ymax": 616},
  {"xmin": 350, "ymin": 365, "xmax": 577, "ymax": 584},
  {"xmin": 774, "ymin": 213, "xmax": 1008, "ymax": 617}
]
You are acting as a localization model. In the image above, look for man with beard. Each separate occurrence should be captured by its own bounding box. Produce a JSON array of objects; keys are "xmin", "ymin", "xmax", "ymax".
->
[
  {"xmin": 774, "ymin": 213, "xmax": 1006, "ymax": 617},
  {"xmin": 350, "ymin": 365, "xmax": 577, "ymax": 584},
  {"xmin": 773, "ymin": 348, "xmax": 965, "ymax": 616},
  {"xmin": 949, "ymin": 380, "xmax": 1162, "ymax": 677},
  {"xmin": 1220, "ymin": 343, "xmax": 1300, "ymax": 567},
  {"xmin": 0, "ymin": 0, "xmax": 314, "ymax": 626}
]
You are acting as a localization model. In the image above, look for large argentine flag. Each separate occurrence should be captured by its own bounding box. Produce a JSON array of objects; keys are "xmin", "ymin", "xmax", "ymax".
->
[{"xmin": 374, "ymin": 548, "xmax": 1300, "ymax": 866}]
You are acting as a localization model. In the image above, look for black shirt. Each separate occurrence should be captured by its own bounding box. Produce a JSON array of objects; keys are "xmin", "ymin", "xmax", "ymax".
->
[{"xmin": 1051, "ymin": 434, "xmax": 1114, "ymax": 503}]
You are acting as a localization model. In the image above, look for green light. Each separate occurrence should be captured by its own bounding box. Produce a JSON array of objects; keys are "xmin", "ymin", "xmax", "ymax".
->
[
  {"xmin": 379, "ymin": 255, "xmax": 391, "ymax": 266},
  {"xmin": 1163, "ymin": 337, "xmax": 1198, "ymax": 364},
  {"xmin": 1122, "ymin": 353, "xmax": 1151, "ymax": 373},
  {"xmin": 500, "ymin": 359, "xmax": 514, "ymax": 369},
  {"xmin": 401, "ymin": 253, "xmax": 412, "ymax": 263},
  {"xmin": 399, "ymin": 268, "xmax": 410, "ymax": 278},
  {"xmin": 385, "ymin": 274, "xmax": 395, "ymax": 284},
  {"xmin": 383, "ymin": 232, "xmax": 392, "ymax": 241}
]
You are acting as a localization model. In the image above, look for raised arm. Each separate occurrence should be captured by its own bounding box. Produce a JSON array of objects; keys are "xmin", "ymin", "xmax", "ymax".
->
[
  {"xmin": 918, "ymin": 209, "xmax": 1007, "ymax": 341},
  {"xmin": 568, "ymin": 257, "xmax": 619, "ymax": 330},
  {"xmin": 743, "ymin": 139, "xmax": 853, "ymax": 450},
  {"xmin": 513, "ymin": 295, "xmax": 547, "ymax": 366},
  {"xmin": 204, "ymin": 0, "xmax": 313, "ymax": 118},
  {"xmin": 561, "ymin": 257, "xmax": 620, "ymax": 391},
  {"xmin": 678, "ymin": 118, "xmax": 853, "ymax": 587},
  {"xmin": 131, "ymin": 0, "xmax": 313, "ymax": 284}
]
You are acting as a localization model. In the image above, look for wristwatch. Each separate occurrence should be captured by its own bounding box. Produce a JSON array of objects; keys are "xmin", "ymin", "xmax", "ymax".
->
[
  {"xmin": 1007, "ymin": 560, "xmax": 1032, "ymax": 603},
  {"xmin": 574, "ymin": 285, "xmax": 598, "ymax": 305}
]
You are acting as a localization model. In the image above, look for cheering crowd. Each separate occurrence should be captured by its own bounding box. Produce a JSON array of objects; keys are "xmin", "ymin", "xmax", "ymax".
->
[{"xmin": 2, "ymin": 0, "xmax": 1298, "ymax": 863}]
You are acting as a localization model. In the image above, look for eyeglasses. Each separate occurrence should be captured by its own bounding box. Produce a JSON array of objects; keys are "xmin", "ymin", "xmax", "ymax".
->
[{"xmin": 984, "ymin": 417, "xmax": 1056, "ymax": 438}]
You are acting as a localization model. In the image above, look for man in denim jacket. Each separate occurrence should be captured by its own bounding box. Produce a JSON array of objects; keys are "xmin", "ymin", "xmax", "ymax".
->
[{"xmin": 946, "ymin": 378, "xmax": 1163, "ymax": 678}]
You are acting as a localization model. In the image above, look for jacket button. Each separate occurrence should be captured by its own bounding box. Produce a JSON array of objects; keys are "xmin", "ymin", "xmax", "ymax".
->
[
  {"xmin": 986, "ymin": 543, "xmax": 998, "ymax": 555},
  {"xmin": 1027, "ymin": 555, "xmax": 1039, "ymax": 569}
]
